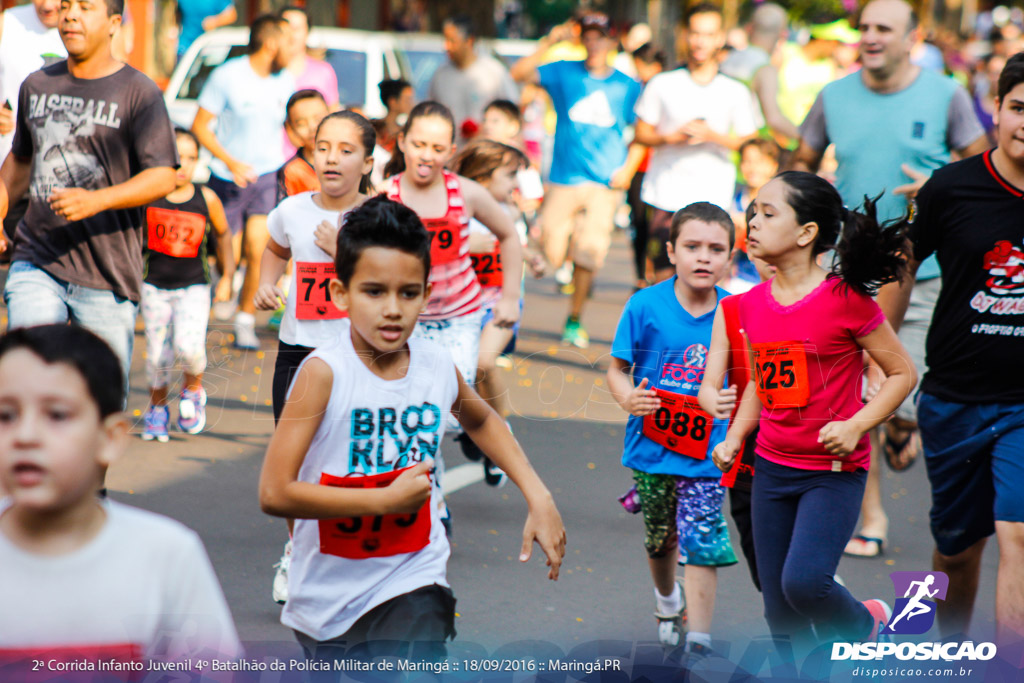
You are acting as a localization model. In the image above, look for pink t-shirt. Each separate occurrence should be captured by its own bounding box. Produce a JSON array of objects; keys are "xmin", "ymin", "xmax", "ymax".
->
[
  {"xmin": 283, "ymin": 57, "xmax": 341, "ymax": 157},
  {"xmin": 738, "ymin": 277, "xmax": 885, "ymax": 471}
]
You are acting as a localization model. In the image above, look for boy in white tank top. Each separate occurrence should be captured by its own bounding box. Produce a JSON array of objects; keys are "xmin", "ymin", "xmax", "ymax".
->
[{"xmin": 259, "ymin": 196, "xmax": 566, "ymax": 660}]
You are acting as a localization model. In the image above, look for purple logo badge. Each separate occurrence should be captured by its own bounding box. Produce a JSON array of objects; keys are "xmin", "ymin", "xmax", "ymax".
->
[{"xmin": 883, "ymin": 571, "xmax": 949, "ymax": 635}]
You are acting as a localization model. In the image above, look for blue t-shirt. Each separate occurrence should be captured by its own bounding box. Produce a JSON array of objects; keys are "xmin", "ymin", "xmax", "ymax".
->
[
  {"xmin": 177, "ymin": 0, "xmax": 233, "ymax": 57},
  {"xmin": 611, "ymin": 278, "xmax": 727, "ymax": 477},
  {"xmin": 538, "ymin": 60, "xmax": 641, "ymax": 186},
  {"xmin": 197, "ymin": 56, "xmax": 294, "ymax": 179},
  {"xmin": 815, "ymin": 69, "xmax": 983, "ymax": 280}
]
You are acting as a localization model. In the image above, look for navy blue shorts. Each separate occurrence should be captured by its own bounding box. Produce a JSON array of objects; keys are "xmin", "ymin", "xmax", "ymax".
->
[
  {"xmin": 207, "ymin": 171, "xmax": 277, "ymax": 235},
  {"xmin": 917, "ymin": 392, "xmax": 1024, "ymax": 557}
]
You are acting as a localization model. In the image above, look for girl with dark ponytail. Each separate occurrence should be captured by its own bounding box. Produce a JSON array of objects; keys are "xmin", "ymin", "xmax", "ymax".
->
[{"xmin": 710, "ymin": 170, "xmax": 918, "ymax": 650}]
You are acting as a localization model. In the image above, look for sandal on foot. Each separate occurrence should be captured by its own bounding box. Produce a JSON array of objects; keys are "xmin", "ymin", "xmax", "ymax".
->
[
  {"xmin": 844, "ymin": 534, "xmax": 885, "ymax": 558},
  {"xmin": 882, "ymin": 422, "xmax": 920, "ymax": 472}
]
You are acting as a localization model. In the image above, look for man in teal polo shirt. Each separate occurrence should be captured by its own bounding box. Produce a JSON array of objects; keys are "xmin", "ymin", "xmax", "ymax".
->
[{"xmin": 792, "ymin": 0, "xmax": 988, "ymax": 558}]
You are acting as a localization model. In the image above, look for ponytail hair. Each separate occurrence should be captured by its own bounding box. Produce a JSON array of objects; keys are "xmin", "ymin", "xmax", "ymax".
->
[
  {"xmin": 383, "ymin": 100, "xmax": 456, "ymax": 179},
  {"xmin": 775, "ymin": 171, "xmax": 907, "ymax": 296},
  {"xmin": 315, "ymin": 110, "xmax": 377, "ymax": 195}
]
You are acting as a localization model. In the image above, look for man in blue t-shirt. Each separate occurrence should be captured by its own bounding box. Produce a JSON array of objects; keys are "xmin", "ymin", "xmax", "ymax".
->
[
  {"xmin": 792, "ymin": 0, "xmax": 988, "ymax": 560},
  {"xmin": 511, "ymin": 12, "xmax": 641, "ymax": 348},
  {"xmin": 192, "ymin": 14, "xmax": 294, "ymax": 350},
  {"xmin": 176, "ymin": 0, "xmax": 237, "ymax": 59}
]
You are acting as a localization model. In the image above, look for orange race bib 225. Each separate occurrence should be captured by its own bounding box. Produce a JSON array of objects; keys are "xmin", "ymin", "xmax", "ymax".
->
[{"xmin": 751, "ymin": 340, "xmax": 810, "ymax": 408}]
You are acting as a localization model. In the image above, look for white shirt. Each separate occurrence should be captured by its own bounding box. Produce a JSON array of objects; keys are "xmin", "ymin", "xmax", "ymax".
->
[
  {"xmin": 0, "ymin": 499, "xmax": 242, "ymax": 660},
  {"xmin": 0, "ymin": 4, "xmax": 66, "ymax": 159},
  {"xmin": 282, "ymin": 334, "xmax": 458, "ymax": 641},
  {"xmin": 267, "ymin": 192, "xmax": 351, "ymax": 348},
  {"xmin": 635, "ymin": 69, "xmax": 761, "ymax": 212}
]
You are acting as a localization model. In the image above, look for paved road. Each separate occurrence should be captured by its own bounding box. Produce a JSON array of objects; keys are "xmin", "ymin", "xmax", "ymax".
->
[{"xmin": 29, "ymin": 232, "xmax": 1001, "ymax": 672}]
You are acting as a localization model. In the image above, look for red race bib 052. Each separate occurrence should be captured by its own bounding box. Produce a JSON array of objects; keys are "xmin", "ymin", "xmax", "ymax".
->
[
  {"xmin": 642, "ymin": 389, "xmax": 714, "ymax": 459},
  {"xmin": 470, "ymin": 248, "xmax": 503, "ymax": 289},
  {"xmin": 295, "ymin": 261, "xmax": 346, "ymax": 321},
  {"xmin": 751, "ymin": 340, "xmax": 810, "ymax": 408},
  {"xmin": 146, "ymin": 206, "xmax": 205, "ymax": 258},
  {"xmin": 318, "ymin": 467, "xmax": 432, "ymax": 559},
  {"xmin": 422, "ymin": 217, "xmax": 460, "ymax": 265}
]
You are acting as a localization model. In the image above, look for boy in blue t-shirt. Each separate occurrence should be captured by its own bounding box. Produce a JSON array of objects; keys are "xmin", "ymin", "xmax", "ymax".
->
[{"xmin": 607, "ymin": 202, "xmax": 738, "ymax": 654}]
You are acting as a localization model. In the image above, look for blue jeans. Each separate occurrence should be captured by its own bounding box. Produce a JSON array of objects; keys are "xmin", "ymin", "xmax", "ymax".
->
[
  {"xmin": 752, "ymin": 456, "xmax": 871, "ymax": 645},
  {"xmin": 4, "ymin": 262, "xmax": 137, "ymax": 400}
]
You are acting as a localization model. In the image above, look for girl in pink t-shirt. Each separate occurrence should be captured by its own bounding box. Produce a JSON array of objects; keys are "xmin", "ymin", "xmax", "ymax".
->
[{"xmin": 712, "ymin": 171, "xmax": 917, "ymax": 650}]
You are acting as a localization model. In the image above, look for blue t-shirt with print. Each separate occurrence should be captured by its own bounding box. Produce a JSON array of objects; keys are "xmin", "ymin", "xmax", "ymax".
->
[
  {"xmin": 197, "ymin": 56, "xmax": 294, "ymax": 180},
  {"xmin": 611, "ymin": 278, "xmax": 727, "ymax": 477},
  {"xmin": 538, "ymin": 60, "xmax": 641, "ymax": 186}
]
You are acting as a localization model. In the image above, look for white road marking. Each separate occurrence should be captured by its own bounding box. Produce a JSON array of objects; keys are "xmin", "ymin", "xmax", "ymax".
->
[{"xmin": 442, "ymin": 463, "xmax": 484, "ymax": 495}]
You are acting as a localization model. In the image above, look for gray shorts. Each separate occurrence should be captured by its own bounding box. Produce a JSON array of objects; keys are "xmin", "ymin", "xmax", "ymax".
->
[{"xmin": 896, "ymin": 277, "xmax": 940, "ymax": 423}]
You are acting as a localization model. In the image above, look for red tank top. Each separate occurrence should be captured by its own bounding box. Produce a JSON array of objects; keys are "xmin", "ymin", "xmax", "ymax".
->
[{"xmin": 387, "ymin": 171, "xmax": 482, "ymax": 320}]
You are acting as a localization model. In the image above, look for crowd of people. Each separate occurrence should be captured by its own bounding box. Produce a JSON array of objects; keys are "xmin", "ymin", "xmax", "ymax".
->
[{"xmin": 0, "ymin": 0, "xmax": 1022, "ymax": 673}]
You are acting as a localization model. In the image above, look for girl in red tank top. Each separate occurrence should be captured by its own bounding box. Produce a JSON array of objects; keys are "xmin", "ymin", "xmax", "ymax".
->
[{"xmin": 382, "ymin": 101, "xmax": 525, "ymax": 481}]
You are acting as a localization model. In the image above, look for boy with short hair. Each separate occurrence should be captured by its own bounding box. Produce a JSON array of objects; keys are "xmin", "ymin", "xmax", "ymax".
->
[
  {"xmin": 0, "ymin": 325, "xmax": 241, "ymax": 665},
  {"xmin": 607, "ymin": 202, "xmax": 738, "ymax": 654},
  {"xmin": 259, "ymin": 195, "xmax": 565, "ymax": 659},
  {"xmin": 278, "ymin": 88, "xmax": 329, "ymax": 203},
  {"xmin": 480, "ymin": 99, "xmax": 523, "ymax": 145}
]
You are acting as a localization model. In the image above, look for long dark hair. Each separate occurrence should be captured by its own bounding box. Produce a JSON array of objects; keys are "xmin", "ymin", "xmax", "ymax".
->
[
  {"xmin": 775, "ymin": 171, "xmax": 907, "ymax": 296},
  {"xmin": 315, "ymin": 110, "xmax": 376, "ymax": 194},
  {"xmin": 382, "ymin": 101, "xmax": 456, "ymax": 179}
]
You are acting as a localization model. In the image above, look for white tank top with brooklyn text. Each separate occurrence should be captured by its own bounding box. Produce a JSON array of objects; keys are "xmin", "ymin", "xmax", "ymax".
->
[{"xmin": 281, "ymin": 333, "xmax": 459, "ymax": 641}]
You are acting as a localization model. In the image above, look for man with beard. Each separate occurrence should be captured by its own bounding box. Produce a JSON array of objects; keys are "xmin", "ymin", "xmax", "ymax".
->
[{"xmin": 192, "ymin": 14, "xmax": 294, "ymax": 350}]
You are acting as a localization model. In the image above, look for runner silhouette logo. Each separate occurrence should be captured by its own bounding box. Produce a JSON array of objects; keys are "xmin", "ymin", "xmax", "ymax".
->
[{"xmin": 883, "ymin": 571, "xmax": 949, "ymax": 635}]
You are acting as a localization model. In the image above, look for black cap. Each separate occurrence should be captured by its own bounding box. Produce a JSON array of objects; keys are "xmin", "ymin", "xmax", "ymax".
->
[{"xmin": 578, "ymin": 12, "xmax": 610, "ymax": 35}]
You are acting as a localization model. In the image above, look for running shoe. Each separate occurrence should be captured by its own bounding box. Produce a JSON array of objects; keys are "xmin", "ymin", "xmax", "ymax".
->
[
  {"xmin": 234, "ymin": 315, "xmax": 260, "ymax": 350},
  {"xmin": 684, "ymin": 641, "xmax": 714, "ymax": 657},
  {"xmin": 655, "ymin": 581, "xmax": 688, "ymax": 648},
  {"xmin": 272, "ymin": 539, "xmax": 292, "ymax": 605},
  {"xmin": 862, "ymin": 599, "xmax": 893, "ymax": 642},
  {"xmin": 267, "ymin": 304, "xmax": 285, "ymax": 331},
  {"xmin": 177, "ymin": 387, "xmax": 207, "ymax": 434},
  {"xmin": 454, "ymin": 432, "xmax": 484, "ymax": 462},
  {"xmin": 561, "ymin": 318, "xmax": 590, "ymax": 349},
  {"xmin": 483, "ymin": 457, "xmax": 508, "ymax": 488},
  {"xmin": 141, "ymin": 405, "xmax": 170, "ymax": 443}
]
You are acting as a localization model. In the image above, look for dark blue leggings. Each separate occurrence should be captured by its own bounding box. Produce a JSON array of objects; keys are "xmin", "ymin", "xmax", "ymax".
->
[{"xmin": 752, "ymin": 456, "xmax": 872, "ymax": 644}]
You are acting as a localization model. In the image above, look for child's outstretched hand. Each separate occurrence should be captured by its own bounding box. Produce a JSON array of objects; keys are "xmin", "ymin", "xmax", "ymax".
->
[
  {"xmin": 253, "ymin": 283, "xmax": 284, "ymax": 310},
  {"xmin": 818, "ymin": 420, "xmax": 863, "ymax": 456},
  {"xmin": 386, "ymin": 460, "xmax": 434, "ymax": 514},
  {"xmin": 520, "ymin": 494, "xmax": 566, "ymax": 581},
  {"xmin": 712, "ymin": 384, "xmax": 738, "ymax": 419},
  {"xmin": 625, "ymin": 378, "xmax": 661, "ymax": 416},
  {"xmin": 711, "ymin": 439, "xmax": 742, "ymax": 473},
  {"xmin": 314, "ymin": 220, "xmax": 340, "ymax": 259}
]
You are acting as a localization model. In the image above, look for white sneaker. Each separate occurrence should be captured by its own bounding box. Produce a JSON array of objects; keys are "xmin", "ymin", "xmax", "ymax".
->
[
  {"xmin": 234, "ymin": 316, "xmax": 260, "ymax": 350},
  {"xmin": 272, "ymin": 539, "xmax": 292, "ymax": 604}
]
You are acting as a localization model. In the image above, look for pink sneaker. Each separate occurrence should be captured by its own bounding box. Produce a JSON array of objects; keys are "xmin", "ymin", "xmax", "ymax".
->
[{"xmin": 862, "ymin": 599, "xmax": 893, "ymax": 641}]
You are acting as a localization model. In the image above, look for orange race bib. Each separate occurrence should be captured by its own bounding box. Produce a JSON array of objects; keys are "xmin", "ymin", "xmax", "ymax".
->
[
  {"xmin": 471, "ymin": 248, "xmax": 503, "ymax": 289},
  {"xmin": 295, "ymin": 261, "xmax": 346, "ymax": 321},
  {"xmin": 318, "ymin": 467, "xmax": 432, "ymax": 559},
  {"xmin": 642, "ymin": 389, "xmax": 714, "ymax": 460},
  {"xmin": 146, "ymin": 206, "xmax": 205, "ymax": 258},
  {"xmin": 751, "ymin": 340, "xmax": 810, "ymax": 408},
  {"xmin": 423, "ymin": 217, "xmax": 460, "ymax": 265}
]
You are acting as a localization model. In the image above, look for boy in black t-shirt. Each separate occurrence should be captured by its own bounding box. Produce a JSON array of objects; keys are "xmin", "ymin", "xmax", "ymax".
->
[
  {"xmin": 878, "ymin": 52, "xmax": 1024, "ymax": 646},
  {"xmin": 0, "ymin": 0, "xmax": 177, "ymax": 393}
]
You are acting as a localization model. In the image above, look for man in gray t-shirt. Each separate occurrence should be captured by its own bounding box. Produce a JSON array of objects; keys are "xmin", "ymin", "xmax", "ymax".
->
[
  {"xmin": 0, "ymin": 0, "xmax": 176, "ymax": 384},
  {"xmin": 427, "ymin": 15, "xmax": 518, "ymax": 143}
]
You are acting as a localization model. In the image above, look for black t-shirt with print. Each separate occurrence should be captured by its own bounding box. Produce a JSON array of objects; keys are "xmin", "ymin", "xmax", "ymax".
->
[
  {"xmin": 910, "ymin": 150, "xmax": 1024, "ymax": 403},
  {"xmin": 11, "ymin": 62, "xmax": 178, "ymax": 303}
]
